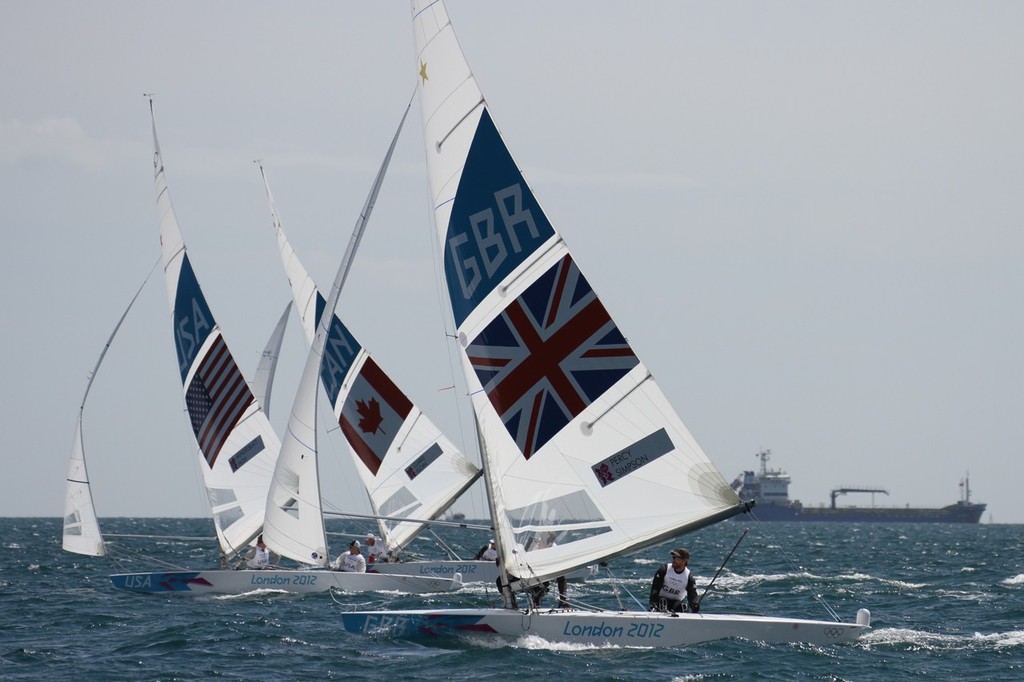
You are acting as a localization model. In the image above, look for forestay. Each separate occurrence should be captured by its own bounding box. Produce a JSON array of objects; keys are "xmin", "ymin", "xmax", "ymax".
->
[{"xmin": 412, "ymin": 1, "xmax": 746, "ymax": 586}]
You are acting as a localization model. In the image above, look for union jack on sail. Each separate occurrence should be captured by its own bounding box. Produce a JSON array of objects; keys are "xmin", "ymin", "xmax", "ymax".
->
[{"xmin": 467, "ymin": 254, "xmax": 639, "ymax": 459}]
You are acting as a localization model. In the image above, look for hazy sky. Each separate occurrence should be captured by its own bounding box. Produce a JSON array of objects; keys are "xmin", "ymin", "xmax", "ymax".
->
[{"xmin": 4, "ymin": 1, "xmax": 1022, "ymax": 523}]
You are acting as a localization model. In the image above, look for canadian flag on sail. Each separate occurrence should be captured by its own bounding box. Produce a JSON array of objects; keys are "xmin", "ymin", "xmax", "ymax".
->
[{"xmin": 339, "ymin": 358, "xmax": 413, "ymax": 476}]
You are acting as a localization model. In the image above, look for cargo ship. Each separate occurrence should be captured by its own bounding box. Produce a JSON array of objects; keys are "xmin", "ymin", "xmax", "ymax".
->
[{"xmin": 732, "ymin": 450, "xmax": 986, "ymax": 523}]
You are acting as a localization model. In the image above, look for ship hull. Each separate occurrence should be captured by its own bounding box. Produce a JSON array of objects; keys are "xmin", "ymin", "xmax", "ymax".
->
[{"xmin": 739, "ymin": 503, "xmax": 985, "ymax": 523}]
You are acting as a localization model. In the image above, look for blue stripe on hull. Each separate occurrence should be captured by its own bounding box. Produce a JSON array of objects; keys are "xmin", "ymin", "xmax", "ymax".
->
[{"xmin": 110, "ymin": 572, "xmax": 212, "ymax": 592}]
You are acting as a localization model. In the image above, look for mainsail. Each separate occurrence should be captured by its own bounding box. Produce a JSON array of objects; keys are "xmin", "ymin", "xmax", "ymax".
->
[
  {"xmin": 149, "ymin": 99, "xmax": 282, "ymax": 561},
  {"xmin": 412, "ymin": 1, "xmax": 746, "ymax": 586},
  {"xmin": 263, "ymin": 102, "xmax": 441, "ymax": 564},
  {"xmin": 258, "ymin": 135, "xmax": 480, "ymax": 552},
  {"xmin": 63, "ymin": 270, "xmax": 153, "ymax": 557}
]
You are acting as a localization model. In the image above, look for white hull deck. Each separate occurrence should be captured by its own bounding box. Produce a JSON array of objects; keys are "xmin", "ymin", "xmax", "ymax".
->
[
  {"xmin": 341, "ymin": 607, "xmax": 870, "ymax": 647},
  {"xmin": 109, "ymin": 569, "xmax": 462, "ymax": 595}
]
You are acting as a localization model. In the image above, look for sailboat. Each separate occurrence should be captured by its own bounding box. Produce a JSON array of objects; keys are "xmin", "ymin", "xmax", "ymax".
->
[
  {"xmin": 259, "ymin": 165, "xmax": 494, "ymax": 582},
  {"xmin": 63, "ymin": 272, "xmax": 152, "ymax": 559},
  {"xmin": 339, "ymin": 1, "xmax": 870, "ymax": 645},
  {"xmin": 259, "ymin": 97, "xmax": 466, "ymax": 594},
  {"xmin": 104, "ymin": 99, "xmax": 461, "ymax": 595}
]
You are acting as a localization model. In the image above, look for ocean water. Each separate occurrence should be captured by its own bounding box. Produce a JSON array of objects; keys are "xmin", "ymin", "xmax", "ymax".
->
[{"xmin": 3, "ymin": 517, "xmax": 1023, "ymax": 680}]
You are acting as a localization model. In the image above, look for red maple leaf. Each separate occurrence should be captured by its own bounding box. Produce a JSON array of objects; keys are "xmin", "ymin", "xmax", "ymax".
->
[{"xmin": 356, "ymin": 397, "xmax": 386, "ymax": 435}]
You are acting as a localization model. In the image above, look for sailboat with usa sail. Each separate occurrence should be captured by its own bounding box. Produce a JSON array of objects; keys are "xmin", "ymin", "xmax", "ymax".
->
[
  {"xmin": 101, "ymin": 99, "xmax": 460, "ymax": 595},
  {"xmin": 339, "ymin": 0, "xmax": 870, "ymax": 645}
]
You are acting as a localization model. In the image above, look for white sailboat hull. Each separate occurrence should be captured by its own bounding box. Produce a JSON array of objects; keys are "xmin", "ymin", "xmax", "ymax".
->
[
  {"xmin": 340, "ymin": 607, "xmax": 869, "ymax": 647},
  {"xmin": 368, "ymin": 561, "xmax": 596, "ymax": 584},
  {"xmin": 109, "ymin": 569, "xmax": 462, "ymax": 595}
]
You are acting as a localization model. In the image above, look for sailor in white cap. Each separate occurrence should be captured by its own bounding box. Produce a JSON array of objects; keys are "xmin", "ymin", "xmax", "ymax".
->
[
  {"xmin": 475, "ymin": 538, "xmax": 498, "ymax": 562},
  {"xmin": 333, "ymin": 539, "xmax": 366, "ymax": 573}
]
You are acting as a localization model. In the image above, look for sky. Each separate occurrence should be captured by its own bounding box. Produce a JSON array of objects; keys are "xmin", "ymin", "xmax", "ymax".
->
[{"xmin": 3, "ymin": 1, "xmax": 1022, "ymax": 523}]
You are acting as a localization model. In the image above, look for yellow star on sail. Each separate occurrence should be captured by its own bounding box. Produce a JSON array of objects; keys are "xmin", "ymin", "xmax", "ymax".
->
[{"xmin": 419, "ymin": 61, "xmax": 428, "ymax": 83}]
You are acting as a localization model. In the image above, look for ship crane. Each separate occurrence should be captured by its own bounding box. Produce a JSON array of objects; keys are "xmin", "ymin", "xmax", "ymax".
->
[{"xmin": 830, "ymin": 487, "xmax": 889, "ymax": 509}]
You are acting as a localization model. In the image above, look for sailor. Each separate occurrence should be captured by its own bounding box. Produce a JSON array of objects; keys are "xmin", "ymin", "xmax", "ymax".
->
[
  {"xmin": 530, "ymin": 532, "xmax": 568, "ymax": 608},
  {"xmin": 245, "ymin": 534, "xmax": 272, "ymax": 569},
  {"xmin": 333, "ymin": 540, "xmax": 367, "ymax": 573},
  {"xmin": 364, "ymin": 534, "xmax": 387, "ymax": 564},
  {"xmin": 648, "ymin": 547, "xmax": 700, "ymax": 613},
  {"xmin": 475, "ymin": 538, "xmax": 498, "ymax": 561}
]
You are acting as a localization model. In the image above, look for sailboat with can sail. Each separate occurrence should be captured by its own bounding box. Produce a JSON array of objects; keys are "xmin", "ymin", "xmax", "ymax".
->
[
  {"xmin": 259, "ymin": 97, "xmax": 454, "ymax": 597},
  {"xmin": 258, "ymin": 165, "xmax": 494, "ymax": 582},
  {"xmin": 260, "ymin": 165, "xmax": 596, "ymax": 586},
  {"xmin": 339, "ymin": 1, "xmax": 870, "ymax": 645},
  {"xmin": 104, "ymin": 99, "xmax": 460, "ymax": 595}
]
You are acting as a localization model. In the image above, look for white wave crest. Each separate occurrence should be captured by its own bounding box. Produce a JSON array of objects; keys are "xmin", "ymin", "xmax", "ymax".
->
[
  {"xmin": 862, "ymin": 627, "xmax": 1024, "ymax": 651},
  {"xmin": 513, "ymin": 634, "xmax": 625, "ymax": 651}
]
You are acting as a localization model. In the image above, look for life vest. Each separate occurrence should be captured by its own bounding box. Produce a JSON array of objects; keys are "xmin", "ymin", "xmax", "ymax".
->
[{"xmin": 657, "ymin": 564, "xmax": 690, "ymax": 601}]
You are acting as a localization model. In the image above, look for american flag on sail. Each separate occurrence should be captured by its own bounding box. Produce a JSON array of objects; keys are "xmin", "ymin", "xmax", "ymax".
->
[
  {"xmin": 467, "ymin": 254, "xmax": 639, "ymax": 459},
  {"xmin": 184, "ymin": 333, "xmax": 254, "ymax": 468}
]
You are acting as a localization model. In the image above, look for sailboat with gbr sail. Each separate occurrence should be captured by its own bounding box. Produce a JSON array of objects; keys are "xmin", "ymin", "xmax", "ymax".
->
[{"xmin": 339, "ymin": 1, "xmax": 870, "ymax": 645}]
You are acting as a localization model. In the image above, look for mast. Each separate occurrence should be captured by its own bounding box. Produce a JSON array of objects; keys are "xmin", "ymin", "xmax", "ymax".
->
[{"xmin": 263, "ymin": 100, "xmax": 413, "ymax": 566}]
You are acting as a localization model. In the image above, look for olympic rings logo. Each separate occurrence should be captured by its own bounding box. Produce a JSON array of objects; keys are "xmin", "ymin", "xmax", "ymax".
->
[{"xmin": 823, "ymin": 627, "xmax": 845, "ymax": 638}]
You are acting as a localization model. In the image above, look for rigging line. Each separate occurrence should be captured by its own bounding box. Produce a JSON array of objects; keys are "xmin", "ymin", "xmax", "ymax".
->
[
  {"xmin": 747, "ymin": 513, "xmax": 843, "ymax": 622},
  {"xmin": 80, "ymin": 256, "xmax": 161, "ymax": 406},
  {"xmin": 322, "ymin": 509, "xmax": 492, "ymax": 531},
  {"xmin": 419, "ymin": 116, "xmax": 481, "ymax": 506},
  {"xmin": 426, "ymin": 528, "xmax": 462, "ymax": 560},
  {"xmin": 603, "ymin": 562, "xmax": 647, "ymax": 611},
  {"xmin": 104, "ymin": 533, "xmax": 215, "ymax": 541},
  {"xmin": 698, "ymin": 527, "xmax": 748, "ymax": 607}
]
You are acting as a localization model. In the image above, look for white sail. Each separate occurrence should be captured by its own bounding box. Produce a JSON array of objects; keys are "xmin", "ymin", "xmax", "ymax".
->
[
  {"xmin": 252, "ymin": 302, "xmax": 292, "ymax": 420},
  {"xmin": 63, "ymin": 271, "xmax": 152, "ymax": 556},
  {"xmin": 260, "ymin": 297, "xmax": 329, "ymax": 566},
  {"xmin": 259, "ymin": 132, "xmax": 480, "ymax": 552},
  {"xmin": 149, "ymin": 99, "xmax": 282, "ymax": 561},
  {"xmin": 412, "ymin": 1, "xmax": 745, "ymax": 586},
  {"xmin": 263, "ymin": 103, "xmax": 422, "ymax": 565},
  {"xmin": 342, "ymin": 4, "xmax": 869, "ymax": 646}
]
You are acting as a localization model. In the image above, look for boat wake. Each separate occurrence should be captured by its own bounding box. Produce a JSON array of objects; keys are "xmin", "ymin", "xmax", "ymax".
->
[
  {"xmin": 861, "ymin": 627, "xmax": 1024, "ymax": 651},
  {"xmin": 511, "ymin": 634, "xmax": 623, "ymax": 651}
]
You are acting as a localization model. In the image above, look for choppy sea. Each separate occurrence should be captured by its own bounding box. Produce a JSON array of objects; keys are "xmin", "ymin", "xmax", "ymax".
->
[{"xmin": 2, "ymin": 517, "xmax": 1022, "ymax": 680}]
